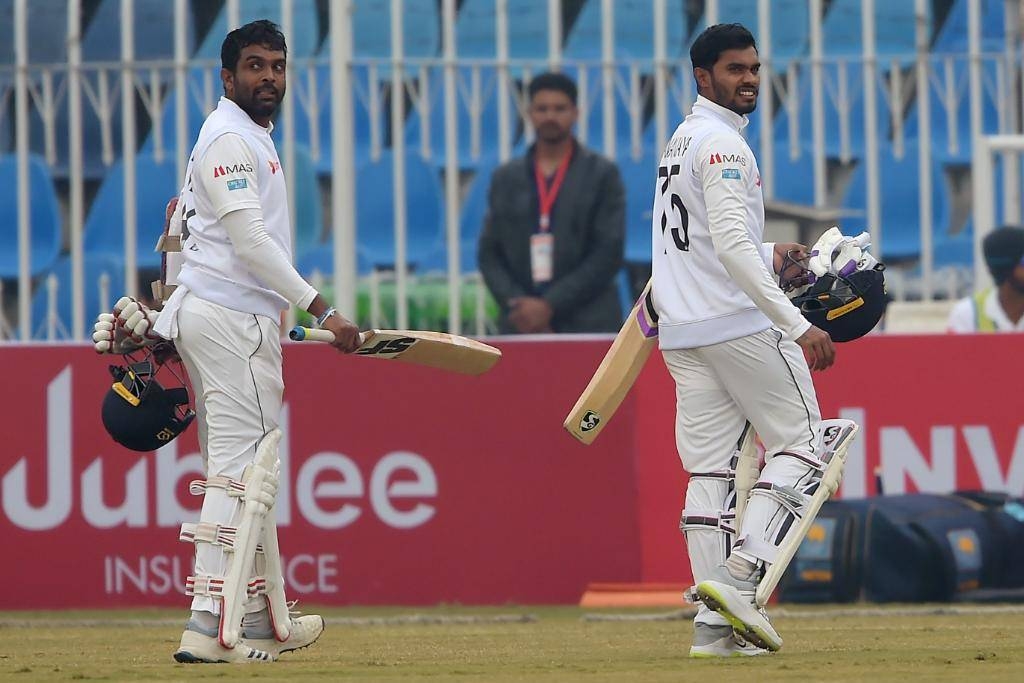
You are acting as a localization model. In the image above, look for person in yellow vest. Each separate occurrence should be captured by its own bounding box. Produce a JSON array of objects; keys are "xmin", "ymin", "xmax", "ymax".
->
[{"xmin": 947, "ymin": 226, "xmax": 1024, "ymax": 332}]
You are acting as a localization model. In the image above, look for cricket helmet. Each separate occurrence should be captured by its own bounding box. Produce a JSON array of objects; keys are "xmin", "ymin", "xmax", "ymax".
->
[
  {"xmin": 790, "ymin": 264, "xmax": 888, "ymax": 342},
  {"xmin": 102, "ymin": 356, "xmax": 195, "ymax": 451}
]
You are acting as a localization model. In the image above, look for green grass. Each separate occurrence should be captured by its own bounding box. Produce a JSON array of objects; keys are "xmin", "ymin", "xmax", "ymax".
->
[{"xmin": 1, "ymin": 605, "xmax": 1023, "ymax": 681}]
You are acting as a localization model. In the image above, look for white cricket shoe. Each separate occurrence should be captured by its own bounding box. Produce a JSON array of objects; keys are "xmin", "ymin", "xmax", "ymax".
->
[
  {"xmin": 694, "ymin": 580, "xmax": 783, "ymax": 652},
  {"xmin": 173, "ymin": 628, "xmax": 275, "ymax": 663},
  {"xmin": 689, "ymin": 623, "xmax": 769, "ymax": 658},
  {"xmin": 242, "ymin": 614, "xmax": 325, "ymax": 657}
]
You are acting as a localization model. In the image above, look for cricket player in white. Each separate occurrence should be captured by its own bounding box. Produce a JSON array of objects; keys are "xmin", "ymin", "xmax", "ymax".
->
[
  {"xmin": 652, "ymin": 24, "xmax": 856, "ymax": 656},
  {"xmin": 95, "ymin": 21, "xmax": 360, "ymax": 663}
]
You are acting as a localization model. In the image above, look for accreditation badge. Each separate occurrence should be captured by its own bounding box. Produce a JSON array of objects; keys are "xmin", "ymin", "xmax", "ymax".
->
[{"xmin": 530, "ymin": 232, "xmax": 554, "ymax": 284}]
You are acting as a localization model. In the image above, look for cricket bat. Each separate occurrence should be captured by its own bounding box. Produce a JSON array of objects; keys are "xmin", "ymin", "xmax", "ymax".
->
[
  {"xmin": 563, "ymin": 278, "xmax": 659, "ymax": 444},
  {"xmin": 289, "ymin": 326, "xmax": 501, "ymax": 375}
]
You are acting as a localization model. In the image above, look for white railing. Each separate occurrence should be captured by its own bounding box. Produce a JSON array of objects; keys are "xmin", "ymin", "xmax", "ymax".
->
[{"xmin": 0, "ymin": 0, "xmax": 1020, "ymax": 341}]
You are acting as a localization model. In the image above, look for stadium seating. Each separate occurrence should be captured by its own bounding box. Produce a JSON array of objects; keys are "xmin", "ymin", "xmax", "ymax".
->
[
  {"xmin": 83, "ymin": 153, "xmax": 179, "ymax": 270},
  {"xmin": 193, "ymin": 0, "xmax": 320, "ymax": 59},
  {"xmin": 457, "ymin": 0, "xmax": 552, "ymax": 72},
  {"xmin": 563, "ymin": 0, "xmax": 687, "ymax": 61},
  {"xmin": 29, "ymin": 252, "xmax": 124, "ymax": 340},
  {"xmin": 617, "ymin": 151, "xmax": 657, "ymax": 263},
  {"xmin": 289, "ymin": 144, "xmax": 324, "ymax": 257},
  {"xmin": 352, "ymin": 0, "xmax": 439, "ymax": 61},
  {"xmin": 841, "ymin": 142, "xmax": 952, "ymax": 262},
  {"xmin": 0, "ymin": 153, "xmax": 62, "ymax": 279},
  {"xmin": 458, "ymin": 160, "xmax": 498, "ymax": 273},
  {"xmin": 352, "ymin": 151, "xmax": 445, "ymax": 272}
]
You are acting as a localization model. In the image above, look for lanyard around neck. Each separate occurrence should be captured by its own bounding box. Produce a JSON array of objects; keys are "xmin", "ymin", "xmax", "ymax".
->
[{"xmin": 534, "ymin": 147, "xmax": 573, "ymax": 232}]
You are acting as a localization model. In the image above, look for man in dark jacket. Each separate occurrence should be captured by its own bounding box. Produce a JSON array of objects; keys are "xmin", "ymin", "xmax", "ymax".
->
[{"xmin": 478, "ymin": 72, "xmax": 626, "ymax": 334}]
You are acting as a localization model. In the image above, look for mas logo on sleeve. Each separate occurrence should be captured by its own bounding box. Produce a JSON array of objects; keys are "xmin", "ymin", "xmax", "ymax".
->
[
  {"xmin": 708, "ymin": 152, "xmax": 747, "ymax": 166},
  {"xmin": 211, "ymin": 162, "xmax": 254, "ymax": 178}
]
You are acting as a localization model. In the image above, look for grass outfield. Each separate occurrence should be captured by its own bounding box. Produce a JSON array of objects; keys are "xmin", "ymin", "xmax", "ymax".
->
[{"xmin": 2, "ymin": 604, "xmax": 1023, "ymax": 681}]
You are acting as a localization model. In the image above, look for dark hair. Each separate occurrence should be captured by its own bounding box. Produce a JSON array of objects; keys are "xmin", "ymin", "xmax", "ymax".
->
[
  {"xmin": 528, "ymin": 72, "xmax": 578, "ymax": 106},
  {"xmin": 983, "ymin": 225, "xmax": 1024, "ymax": 285},
  {"xmin": 689, "ymin": 23, "xmax": 757, "ymax": 71},
  {"xmin": 221, "ymin": 19, "xmax": 288, "ymax": 71}
]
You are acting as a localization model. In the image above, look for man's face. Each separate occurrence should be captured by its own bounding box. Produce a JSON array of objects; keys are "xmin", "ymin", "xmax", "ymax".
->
[
  {"xmin": 222, "ymin": 43, "xmax": 286, "ymax": 123},
  {"xmin": 696, "ymin": 46, "xmax": 760, "ymax": 115},
  {"xmin": 1008, "ymin": 261, "xmax": 1024, "ymax": 294},
  {"xmin": 528, "ymin": 89, "xmax": 577, "ymax": 144}
]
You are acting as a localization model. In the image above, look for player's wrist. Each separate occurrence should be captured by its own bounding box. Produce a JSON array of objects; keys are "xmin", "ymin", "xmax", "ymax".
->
[{"xmin": 315, "ymin": 307, "xmax": 337, "ymax": 328}]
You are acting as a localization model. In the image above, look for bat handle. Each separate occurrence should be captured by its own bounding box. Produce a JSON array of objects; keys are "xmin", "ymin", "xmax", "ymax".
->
[{"xmin": 289, "ymin": 326, "xmax": 367, "ymax": 345}]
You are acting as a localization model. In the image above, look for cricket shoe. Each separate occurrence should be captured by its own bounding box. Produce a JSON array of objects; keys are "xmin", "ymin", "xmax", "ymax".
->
[
  {"xmin": 242, "ymin": 613, "xmax": 325, "ymax": 657},
  {"xmin": 173, "ymin": 628, "xmax": 275, "ymax": 663},
  {"xmin": 694, "ymin": 580, "xmax": 782, "ymax": 652},
  {"xmin": 689, "ymin": 623, "xmax": 769, "ymax": 658}
]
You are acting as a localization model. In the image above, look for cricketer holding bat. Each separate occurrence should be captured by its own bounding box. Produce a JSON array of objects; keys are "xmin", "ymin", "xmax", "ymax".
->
[
  {"xmin": 94, "ymin": 20, "xmax": 361, "ymax": 663},
  {"xmin": 652, "ymin": 24, "xmax": 865, "ymax": 656}
]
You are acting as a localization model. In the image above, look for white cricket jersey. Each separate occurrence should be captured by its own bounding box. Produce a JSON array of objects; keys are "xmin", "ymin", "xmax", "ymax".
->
[
  {"xmin": 651, "ymin": 95, "xmax": 810, "ymax": 349},
  {"xmin": 172, "ymin": 97, "xmax": 292, "ymax": 318}
]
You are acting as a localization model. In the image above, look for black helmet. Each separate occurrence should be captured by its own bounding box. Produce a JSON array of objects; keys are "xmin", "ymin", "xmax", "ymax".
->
[
  {"xmin": 791, "ymin": 264, "xmax": 887, "ymax": 342},
  {"xmin": 102, "ymin": 358, "xmax": 195, "ymax": 451}
]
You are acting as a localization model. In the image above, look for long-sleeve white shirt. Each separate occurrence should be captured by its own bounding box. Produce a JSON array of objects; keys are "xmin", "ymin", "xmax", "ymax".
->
[{"xmin": 651, "ymin": 95, "xmax": 810, "ymax": 349}]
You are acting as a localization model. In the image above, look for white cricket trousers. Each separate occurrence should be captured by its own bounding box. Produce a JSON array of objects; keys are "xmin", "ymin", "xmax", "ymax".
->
[
  {"xmin": 662, "ymin": 326, "xmax": 820, "ymax": 474},
  {"xmin": 172, "ymin": 292, "xmax": 284, "ymax": 616},
  {"xmin": 663, "ymin": 327, "xmax": 821, "ymax": 626}
]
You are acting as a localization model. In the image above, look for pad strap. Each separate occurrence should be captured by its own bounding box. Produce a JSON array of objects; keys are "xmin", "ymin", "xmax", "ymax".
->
[
  {"xmin": 189, "ymin": 476, "xmax": 247, "ymax": 497},
  {"xmin": 179, "ymin": 522, "xmax": 264, "ymax": 553},
  {"xmin": 187, "ymin": 574, "xmax": 268, "ymax": 599},
  {"xmin": 749, "ymin": 480, "xmax": 812, "ymax": 517},
  {"xmin": 679, "ymin": 508, "xmax": 736, "ymax": 535},
  {"xmin": 732, "ymin": 534, "xmax": 781, "ymax": 564}
]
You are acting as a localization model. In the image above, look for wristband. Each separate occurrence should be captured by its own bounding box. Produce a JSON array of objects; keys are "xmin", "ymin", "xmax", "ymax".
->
[{"xmin": 315, "ymin": 307, "xmax": 337, "ymax": 328}]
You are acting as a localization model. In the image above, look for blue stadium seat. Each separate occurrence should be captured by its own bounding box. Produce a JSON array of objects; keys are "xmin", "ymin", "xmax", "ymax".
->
[
  {"xmin": 457, "ymin": 0, "xmax": 551, "ymax": 72},
  {"xmin": 303, "ymin": 61, "xmax": 380, "ymax": 174},
  {"xmin": 289, "ymin": 144, "xmax": 323, "ymax": 257},
  {"xmin": 617, "ymin": 151, "xmax": 658, "ymax": 263},
  {"xmin": 931, "ymin": 0, "xmax": 1007, "ymax": 53},
  {"xmin": 296, "ymin": 243, "xmax": 371, "ymax": 278},
  {"xmin": 841, "ymin": 142, "xmax": 951, "ymax": 262},
  {"xmin": 404, "ymin": 65, "xmax": 518, "ymax": 169},
  {"xmin": 352, "ymin": 0, "xmax": 438, "ymax": 61},
  {"xmin": 83, "ymin": 153, "xmax": 180, "ymax": 270},
  {"xmin": 565, "ymin": 64, "xmax": 649, "ymax": 157},
  {"xmin": 766, "ymin": 144, "xmax": 818, "ymax": 207},
  {"xmin": 193, "ymin": 0, "xmax": 320, "ymax": 59},
  {"xmin": 29, "ymin": 253, "xmax": 125, "ymax": 339},
  {"xmin": 821, "ymin": 0, "xmax": 921, "ymax": 59},
  {"xmin": 771, "ymin": 63, "xmax": 893, "ymax": 159},
  {"xmin": 353, "ymin": 151, "xmax": 445, "ymax": 271},
  {"xmin": 458, "ymin": 160, "xmax": 498, "ymax": 273},
  {"xmin": 563, "ymin": 0, "xmax": 686, "ymax": 62},
  {"xmin": 140, "ymin": 67, "xmax": 216, "ymax": 159},
  {"xmin": 716, "ymin": 0, "xmax": 809, "ymax": 68},
  {"xmin": 889, "ymin": 0, "xmax": 1002, "ymax": 163},
  {"xmin": 0, "ymin": 153, "xmax": 62, "ymax": 279}
]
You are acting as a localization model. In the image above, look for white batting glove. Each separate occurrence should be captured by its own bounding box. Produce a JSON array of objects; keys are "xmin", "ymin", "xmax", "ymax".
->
[
  {"xmin": 808, "ymin": 227, "xmax": 879, "ymax": 279},
  {"xmin": 92, "ymin": 296, "xmax": 163, "ymax": 354}
]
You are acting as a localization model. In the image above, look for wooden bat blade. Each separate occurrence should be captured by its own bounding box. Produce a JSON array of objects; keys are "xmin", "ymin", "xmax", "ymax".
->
[
  {"xmin": 354, "ymin": 329, "xmax": 501, "ymax": 375},
  {"xmin": 289, "ymin": 326, "xmax": 501, "ymax": 375},
  {"xmin": 563, "ymin": 279, "xmax": 658, "ymax": 444}
]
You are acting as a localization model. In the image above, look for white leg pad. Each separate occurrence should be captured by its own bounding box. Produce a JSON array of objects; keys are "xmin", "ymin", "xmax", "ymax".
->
[
  {"xmin": 217, "ymin": 429, "xmax": 282, "ymax": 648},
  {"xmin": 181, "ymin": 429, "xmax": 282, "ymax": 649},
  {"xmin": 256, "ymin": 505, "xmax": 292, "ymax": 642},
  {"xmin": 732, "ymin": 423, "xmax": 760, "ymax": 530},
  {"xmin": 730, "ymin": 419, "xmax": 857, "ymax": 607}
]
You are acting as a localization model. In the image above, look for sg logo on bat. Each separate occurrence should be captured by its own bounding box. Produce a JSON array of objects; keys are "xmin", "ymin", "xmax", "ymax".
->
[
  {"xmin": 356, "ymin": 337, "xmax": 418, "ymax": 357},
  {"xmin": 579, "ymin": 410, "xmax": 601, "ymax": 432}
]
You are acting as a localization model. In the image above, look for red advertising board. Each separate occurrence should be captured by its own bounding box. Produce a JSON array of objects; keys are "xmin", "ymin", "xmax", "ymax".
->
[{"xmin": 1, "ymin": 334, "xmax": 1021, "ymax": 607}]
